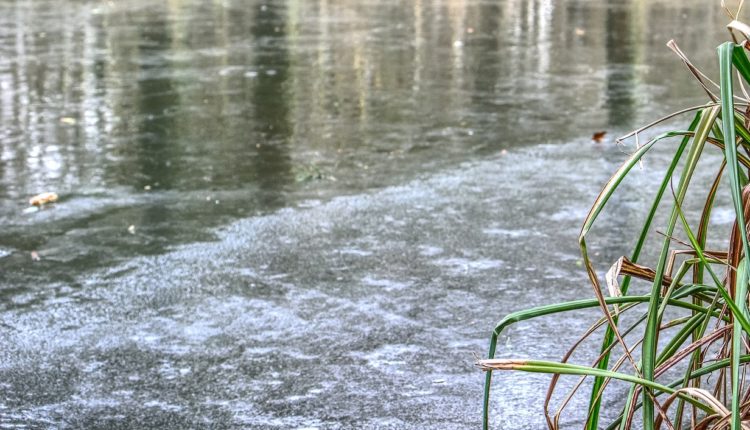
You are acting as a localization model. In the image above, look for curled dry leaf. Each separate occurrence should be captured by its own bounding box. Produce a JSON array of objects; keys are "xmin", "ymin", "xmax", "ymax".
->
[
  {"xmin": 28, "ymin": 192, "xmax": 58, "ymax": 206},
  {"xmin": 605, "ymin": 258, "xmax": 624, "ymax": 315},
  {"xmin": 591, "ymin": 131, "xmax": 607, "ymax": 143}
]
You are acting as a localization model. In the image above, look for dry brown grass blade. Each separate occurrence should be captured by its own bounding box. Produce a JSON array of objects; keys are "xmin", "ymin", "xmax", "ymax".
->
[
  {"xmin": 617, "ymin": 105, "xmax": 719, "ymax": 146},
  {"xmin": 656, "ymin": 326, "xmax": 732, "ymax": 378},
  {"xmin": 696, "ymin": 415, "xmax": 726, "ymax": 430},
  {"xmin": 608, "ymin": 256, "xmax": 673, "ymax": 289},
  {"xmin": 549, "ymin": 315, "xmax": 703, "ymax": 428},
  {"xmin": 546, "ymin": 306, "xmax": 647, "ymax": 429},
  {"xmin": 656, "ymin": 388, "xmax": 739, "ymax": 430},
  {"xmin": 544, "ymin": 314, "xmax": 612, "ymax": 429},
  {"xmin": 667, "ymin": 40, "xmax": 720, "ymax": 102},
  {"xmin": 657, "ymin": 232, "xmax": 732, "ymax": 264},
  {"xmin": 477, "ymin": 359, "xmax": 528, "ymax": 371},
  {"xmin": 580, "ymin": 255, "xmax": 642, "ymax": 374}
]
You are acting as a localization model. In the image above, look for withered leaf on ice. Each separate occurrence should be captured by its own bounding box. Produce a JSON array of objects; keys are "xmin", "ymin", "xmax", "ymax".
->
[
  {"xmin": 592, "ymin": 131, "xmax": 607, "ymax": 143},
  {"xmin": 28, "ymin": 192, "xmax": 58, "ymax": 206}
]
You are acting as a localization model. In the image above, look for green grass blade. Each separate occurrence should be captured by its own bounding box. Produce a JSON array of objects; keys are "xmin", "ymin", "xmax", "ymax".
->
[
  {"xmin": 655, "ymin": 313, "xmax": 704, "ymax": 366},
  {"xmin": 640, "ymin": 105, "xmax": 719, "ymax": 429},
  {"xmin": 584, "ymin": 113, "xmax": 702, "ymax": 430},
  {"xmin": 732, "ymin": 43, "xmax": 750, "ymax": 85},
  {"xmin": 479, "ymin": 359, "xmax": 714, "ymax": 414},
  {"xmin": 720, "ymin": 41, "xmax": 750, "ymax": 430}
]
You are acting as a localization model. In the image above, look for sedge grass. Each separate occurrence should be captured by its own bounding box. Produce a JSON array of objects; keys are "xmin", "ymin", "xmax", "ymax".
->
[{"xmin": 480, "ymin": 9, "xmax": 750, "ymax": 430}]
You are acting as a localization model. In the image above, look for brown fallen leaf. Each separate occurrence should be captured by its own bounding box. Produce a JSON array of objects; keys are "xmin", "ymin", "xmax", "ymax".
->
[
  {"xmin": 29, "ymin": 192, "xmax": 58, "ymax": 206},
  {"xmin": 592, "ymin": 131, "xmax": 607, "ymax": 143}
]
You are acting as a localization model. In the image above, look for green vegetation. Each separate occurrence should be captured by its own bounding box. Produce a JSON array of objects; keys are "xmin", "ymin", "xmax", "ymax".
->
[{"xmin": 479, "ymin": 9, "xmax": 750, "ymax": 430}]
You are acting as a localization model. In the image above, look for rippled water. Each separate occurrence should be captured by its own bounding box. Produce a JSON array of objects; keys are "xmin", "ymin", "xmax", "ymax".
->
[{"xmin": 0, "ymin": 0, "xmax": 736, "ymax": 428}]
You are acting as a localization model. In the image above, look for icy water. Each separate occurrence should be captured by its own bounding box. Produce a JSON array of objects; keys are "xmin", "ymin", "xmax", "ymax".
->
[{"xmin": 0, "ymin": 0, "xmax": 737, "ymax": 428}]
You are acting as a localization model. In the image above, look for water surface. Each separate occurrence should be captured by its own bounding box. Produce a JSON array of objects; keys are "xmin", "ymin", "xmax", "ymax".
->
[{"xmin": 0, "ymin": 0, "xmax": 736, "ymax": 428}]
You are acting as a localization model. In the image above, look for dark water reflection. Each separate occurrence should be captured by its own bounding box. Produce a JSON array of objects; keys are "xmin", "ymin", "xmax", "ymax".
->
[
  {"xmin": 0, "ymin": 0, "xmax": 728, "ymax": 274},
  {"xmin": 605, "ymin": 1, "xmax": 637, "ymax": 128},
  {"xmin": 0, "ymin": 0, "xmax": 736, "ymax": 428}
]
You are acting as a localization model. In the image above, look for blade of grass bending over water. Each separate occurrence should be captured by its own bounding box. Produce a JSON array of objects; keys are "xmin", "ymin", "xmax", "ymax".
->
[
  {"xmin": 665, "ymin": 159, "xmax": 750, "ymax": 429},
  {"xmin": 583, "ymin": 112, "xmax": 703, "ymax": 430},
  {"xmin": 612, "ymin": 124, "xmax": 740, "ymax": 428},
  {"xmin": 719, "ymin": 41, "xmax": 750, "ymax": 430},
  {"xmin": 639, "ymin": 104, "xmax": 719, "ymax": 430},
  {"xmin": 672, "ymin": 135, "xmax": 726, "ymax": 427},
  {"xmin": 478, "ymin": 359, "xmax": 717, "ymax": 414},
  {"xmin": 679, "ymin": 170, "xmax": 723, "ymax": 428},
  {"xmin": 585, "ymin": 125, "xmax": 718, "ymax": 382}
]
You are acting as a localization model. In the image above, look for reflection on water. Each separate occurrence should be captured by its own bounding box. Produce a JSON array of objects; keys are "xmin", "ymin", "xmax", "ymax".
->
[
  {"xmin": 0, "ymin": 0, "xmax": 733, "ymax": 319},
  {"xmin": 605, "ymin": 1, "xmax": 637, "ymax": 128},
  {"xmin": 251, "ymin": 2, "xmax": 292, "ymax": 207},
  {"xmin": 0, "ymin": 0, "xmax": 726, "ymax": 201},
  {"xmin": 0, "ymin": 1, "xmax": 725, "ymax": 190},
  {"xmin": 0, "ymin": 0, "xmax": 732, "ymax": 338},
  {"xmin": 132, "ymin": 12, "xmax": 179, "ymax": 190}
]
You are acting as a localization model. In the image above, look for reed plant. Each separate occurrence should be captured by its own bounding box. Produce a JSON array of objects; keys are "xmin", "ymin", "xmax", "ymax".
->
[{"xmin": 479, "ymin": 7, "xmax": 750, "ymax": 430}]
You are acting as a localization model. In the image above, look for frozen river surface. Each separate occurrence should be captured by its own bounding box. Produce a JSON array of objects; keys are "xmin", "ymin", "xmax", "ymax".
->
[{"xmin": 0, "ymin": 0, "xmax": 736, "ymax": 428}]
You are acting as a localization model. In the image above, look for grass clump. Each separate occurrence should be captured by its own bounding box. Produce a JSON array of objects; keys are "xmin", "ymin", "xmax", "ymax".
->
[{"xmin": 479, "ymin": 6, "xmax": 750, "ymax": 430}]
